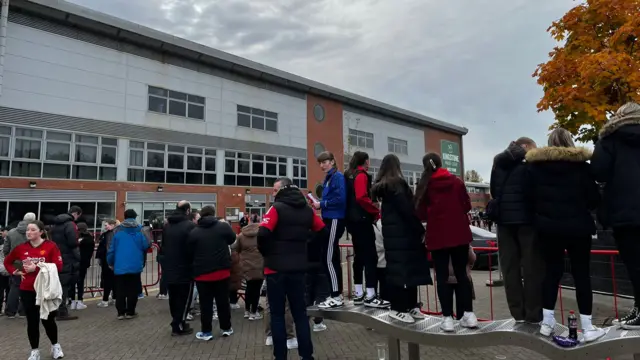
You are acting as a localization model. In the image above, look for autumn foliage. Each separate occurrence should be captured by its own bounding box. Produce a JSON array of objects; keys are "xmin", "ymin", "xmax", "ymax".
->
[{"xmin": 533, "ymin": 0, "xmax": 640, "ymax": 142}]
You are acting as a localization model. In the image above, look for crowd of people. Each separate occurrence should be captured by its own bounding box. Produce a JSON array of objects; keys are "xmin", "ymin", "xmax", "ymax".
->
[{"xmin": 1, "ymin": 101, "xmax": 639, "ymax": 360}]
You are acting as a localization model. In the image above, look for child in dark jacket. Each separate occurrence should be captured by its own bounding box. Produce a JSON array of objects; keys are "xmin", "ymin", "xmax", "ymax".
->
[{"xmin": 69, "ymin": 222, "xmax": 95, "ymax": 310}]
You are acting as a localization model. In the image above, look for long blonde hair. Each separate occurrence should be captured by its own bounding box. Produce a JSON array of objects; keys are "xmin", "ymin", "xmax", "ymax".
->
[{"xmin": 548, "ymin": 128, "xmax": 575, "ymax": 148}]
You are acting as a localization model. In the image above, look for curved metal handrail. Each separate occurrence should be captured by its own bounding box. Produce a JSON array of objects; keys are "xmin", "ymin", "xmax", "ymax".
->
[{"xmin": 308, "ymin": 305, "xmax": 640, "ymax": 360}]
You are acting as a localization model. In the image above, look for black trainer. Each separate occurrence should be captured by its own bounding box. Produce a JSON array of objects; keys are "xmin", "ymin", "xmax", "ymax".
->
[
  {"xmin": 353, "ymin": 294, "xmax": 365, "ymax": 305},
  {"xmin": 622, "ymin": 312, "xmax": 640, "ymax": 330},
  {"xmin": 614, "ymin": 307, "xmax": 638, "ymax": 326},
  {"xmin": 364, "ymin": 296, "xmax": 390, "ymax": 309}
]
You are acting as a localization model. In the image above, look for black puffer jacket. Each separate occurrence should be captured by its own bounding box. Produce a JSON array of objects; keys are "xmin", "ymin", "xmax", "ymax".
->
[
  {"xmin": 592, "ymin": 105, "xmax": 640, "ymax": 228},
  {"xmin": 161, "ymin": 211, "xmax": 196, "ymax": 284},
  {"xmin": 372, "ymin": 179, "xmax": 431, "ymax": 288},
  {"xmin": 490, "ymin": 142, "xmax": 531, "ymax": 225},
  {"xmin": 525, "ymin": 146, "xmax": 599, "ymax": 237},
  {"xmin": 187, "ymin": 215, "xmax": 236, "ymax": 278},
  {"xmin": 50, "ymin": 213, "xmax": 80, "ymax": 277}
]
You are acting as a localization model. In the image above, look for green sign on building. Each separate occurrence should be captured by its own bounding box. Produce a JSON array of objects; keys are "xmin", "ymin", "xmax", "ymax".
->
[{"xmin": 440, "ymin": 140, "xmax": 461, "ymax": 176}]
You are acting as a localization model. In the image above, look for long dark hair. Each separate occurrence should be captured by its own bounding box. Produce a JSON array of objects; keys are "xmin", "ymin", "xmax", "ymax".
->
[
  {"xmin": 345, "ymin": 151, "xmax": 369, "ymax": 178},
  {"xmin": 414, "ymin": 153, "xmax": 442, "ymax": 208},
  {"xmin": 372, "ymin": 154, "xmax": 405, "ymax": 197}
]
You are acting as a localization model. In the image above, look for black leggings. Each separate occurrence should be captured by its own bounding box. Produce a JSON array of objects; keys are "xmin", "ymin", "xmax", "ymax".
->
[
  {"xmin": 614, "ymin": 227, "xmax": 640, "ymax": 307},
  {"xmin": 245, "ymin": 279, "xmax": 263, "ymax": 313},
  {"xmin": 324, "ymin": 218, "xmax": 346, "ymax": 297},
  {"xmin": 21, "ymin": 290, "xmax": 58, "ymax": 349},
  {"xmin": 541, "ymin": 234, "xmax": 593, "ymax": 314},
  {"xmin": 70, "ymin": 267, "xmax": 88, "ymax": 301},
  {"xmin": 432, "ymin": 244, "xmax": 473, "ymax": 317},
  {"xmin": 101, "ymin": 265, "xmax": 116, "ymax": 302},
  {"xmin": 349, "ymin": 221, "xmax": 378, "ymax": 289}
]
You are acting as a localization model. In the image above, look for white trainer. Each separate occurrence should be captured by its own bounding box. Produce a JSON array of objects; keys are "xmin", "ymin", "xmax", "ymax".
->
[
  {"xmin": 265, "ymin": 336, "xmax": 273, "ymax": 346},
  {"xmin": 460, "ymin": 312, "xmax": 478, "ymax": 328},
  {"xmin": 230, "ymin": 303, "xmax": 241, "ymax": 310},
  {"xmin": 287, "ymin": 338, "xmax": 298, "ymax": 349},
  {"xmin": 69, "ymin": 301, "xmax": 77, "ymax": 310},
  {"xmin": 75, "ymin": 301, "xmax": 87, "ymax": 310},
  {"xmin": 539, "ymin": 321, "xmax": 555, "ymax": 337},
  {"xmin": 97, "ymin": 301, "xmax": 109, "ymax": 308},
  {"xmin": 389, "ymin": 310, "xmax": 415, "ymax": 324},
  {"xmin": 51, "ymin": 344, "xmax": 64, "ymax": 359},
  {"xmin": 440, "ymin": 316, "xmax": 455, "ymax": 332},
  {"xmin": 582, "ymin": 327, "xmax": 606, "ymax": 343},
  {"xmin": 313, "ymin": 322, "xmax": 328, "ymax": 332},
  {"xmin": 409, "ymin": 308, "xmax": 426, "ymax": 319},
  {"xmin": 28, "ymin": 349, "xmax": 40, "ymax": 360},
  {"xmin": 317, "ymin": 296, "xmax": 344, "ymax": 309},
  {"xmin": 249, "ymin": 312, "xmax": 263, "ymax": 320},
  {"xmin": 244, "ymin": 311, "xmax": 251, "ymax": 319}
]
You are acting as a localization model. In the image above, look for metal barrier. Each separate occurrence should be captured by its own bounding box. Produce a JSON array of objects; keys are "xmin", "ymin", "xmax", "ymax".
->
[{"xmin": 83, "ymin": 242, "xmax": 161, "ymax": 298}]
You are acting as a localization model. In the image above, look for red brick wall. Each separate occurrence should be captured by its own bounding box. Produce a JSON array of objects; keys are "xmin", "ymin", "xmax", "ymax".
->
[
  {"xmin": 306, "ymin": 95, "xmax": 343, "ymax": 192},
  {"xmin": 424, "ymin": 128, "xmax": 464, "ymax": 178}
]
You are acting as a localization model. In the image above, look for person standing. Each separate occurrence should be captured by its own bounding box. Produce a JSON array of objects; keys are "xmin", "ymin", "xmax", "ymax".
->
[
  {"xmin": 161, "ymin": 201, "xmax": 196, "ymax": 336},
  {"xmin": 306, "ymin": 230, "xmax": 329, "ymax": 332},
  {"xmin": 0, "ymin": 241, "xmax": 10, "ymax": 316},
  {"xmin": 490, "ymin": 138, "xmax": 543, "ymax": 323},
  {"xmin": 372, "ymin": 154, "xmax": 430, "ymax": 323},
  {"xmin": 313, "ymin": 151, "xmax": 347, "ymax": 305},
  {"xmin": 232, "ymin": 223, "xmax": 264, "ymax": 320},
  {"xmin": 69, "ymin": 222, "xmax": 94, "ymax": 311},
  {"xmin": 96, "ymin": 220, "xmax": 117, "ymax": 307},
  {"xmin": 525, "ymin": 128, "xmax": 604, "ymax": 341},
  {"xmin": 258, "ymin": 178, "xmax": 327, "ymax": 360},
  {"xmin": 3, "ymin": 212, "xmax": 35, "ymax": 318},
  {"xmin": 592, "ymin": 102, "xmax": 640, "ymax": 328},
  {"xmin": 50, "ymin": 206, "xmax": 82, "ymax": 321},
  {"xmin": 107, "ymin": 210, "xmax": 149, "ymax": 320},
  {"xmin": 186, "ymin": 205, "xmax": 237, "ymax": 341},
  {"xmin": 415, "ymin": 153, "xmax": 477, "ymax": 332},
  {"xmin": 337, "ymin": 151, "xmax": 382, "ymax": 308},
  {"xmin": 4, "ymin": 220, "xmax": 65, "ymax": 360}
]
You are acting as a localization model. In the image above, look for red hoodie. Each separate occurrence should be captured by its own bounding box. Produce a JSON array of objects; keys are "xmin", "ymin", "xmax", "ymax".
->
[
  {"xmin": 3, "ymin": 240, "xmax": 63, "ymax": 292},
  {"xmin": 354, "ymin": 166, "xmax": 380, "ymax": 220},
  {"xmin": 417, "ymin": 168, "xmax": 472, "ymax": 251}
]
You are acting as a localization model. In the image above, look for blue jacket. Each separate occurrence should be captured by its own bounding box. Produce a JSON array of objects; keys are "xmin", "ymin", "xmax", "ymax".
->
[
  {"xmin": 107, "ymin": 219, "xmax": 150, "ymax": 275},
  {"xmin": 321, "ymin": 168, "xmax": 347, "ymax": 219}
]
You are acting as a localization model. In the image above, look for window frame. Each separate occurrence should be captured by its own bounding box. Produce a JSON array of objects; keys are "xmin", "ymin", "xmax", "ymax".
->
[
  {"xmin": 223, "ymin": 151, "xmax": 287, "ymax": 187},
  {"xmin": 147, "ymin": 86, "xmax": 206, "ymax": 121},
  {"xmin": 388, "ymin": 137, "xmax": 409, "ymax": 155},
  {"xmin": 348, "ymin": 128, "xmax": 374, "ymax": 149},
  {"xmin": 236, "ymin": 105, "xmax": 279, "ymax": 133}
]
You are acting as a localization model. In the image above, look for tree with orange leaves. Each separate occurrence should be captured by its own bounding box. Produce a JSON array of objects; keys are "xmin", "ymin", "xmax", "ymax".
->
[{"xmin": 533, "ymin": 0, "xmax": 640, "ymax": 142}]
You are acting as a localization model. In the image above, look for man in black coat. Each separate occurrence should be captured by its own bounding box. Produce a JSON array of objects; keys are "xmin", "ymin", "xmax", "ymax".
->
[
  {"xmin": 258, "ymin": 178, "xmax": 327, "ymax": 360},
  {"xmin": 51, "ymin": 205, "xmax": 82, "ymax": 320},
  {"xmin": 592, "ymin": 102, "xmax": 640, "ymax": 328},
  {"xmin": 161, "ymin": 201, "xmax": 196, "ymax": 336},
  {"xmin": 490, "ymin": 138, "xmax": 544, "ymax": 323}
]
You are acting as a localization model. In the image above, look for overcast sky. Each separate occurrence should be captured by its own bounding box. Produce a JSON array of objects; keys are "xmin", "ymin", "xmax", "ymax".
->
[{"xmin": 69, "ymin": 0, "xmax": 577, "ymax": 181}]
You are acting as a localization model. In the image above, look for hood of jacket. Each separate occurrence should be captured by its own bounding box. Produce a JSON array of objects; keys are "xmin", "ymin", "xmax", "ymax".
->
[
  {"xmin": 428, "ymin": 168, "xmax": 458, "ymax": 192},
  {"xmin": 14, "ymin": 220, "xmax": 28, "ymax": 234},
  {"xmin": 54, "ymin": 213, "xmax": 74, "ymax": 225},
  {"xmin": 197, "ymin": 215, "xmax": 219, "ymax": 228},
  {"xmin": 119, "ymin": 218, "xmax": 142, "ymax": 233},
  {"xmin": 241, "ymin": 223, "xmax": 259, "ymax": 237},
  {"xmin": 599, "ymin": 102, "xmax": 640, "ymax": 140},
  {"xmin": 525, "ymin": 146, "xmax": 592, "ymax": 163},
  {"xmin": 167, "ymin": 210, "xmax": 189, "ymax": 224},
  {"xmin": 274, "ymin": 186, "xmax": 307, "ymax": 209},
  {"xmin": 493, "ymin": 141, "xmax": 527, "ymax": 170}
]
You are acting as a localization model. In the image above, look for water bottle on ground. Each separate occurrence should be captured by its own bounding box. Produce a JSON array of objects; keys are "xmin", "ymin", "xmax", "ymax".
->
[{"xmin": 568, "ymin": 310, "xmax": 578, "ymax": 340}]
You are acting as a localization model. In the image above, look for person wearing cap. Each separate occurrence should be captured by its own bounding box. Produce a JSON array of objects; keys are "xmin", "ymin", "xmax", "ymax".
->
[{"xmin": 107, "ymin": 209, "xmax": 150, "ymax": 320}]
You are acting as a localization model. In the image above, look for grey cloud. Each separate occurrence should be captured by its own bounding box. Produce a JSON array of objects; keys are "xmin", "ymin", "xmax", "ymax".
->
[{"xmin": 68, "ymin": 0, "xmax": 577, "ymax": 179}]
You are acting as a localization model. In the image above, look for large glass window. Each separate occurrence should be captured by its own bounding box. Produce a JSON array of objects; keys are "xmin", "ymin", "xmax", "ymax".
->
[
  {"xmin": 0, "ymin": 201, "xmax": 7, "ymax": 227},
  {"xmin": 7, "ymin": 202, "xmax": 39, "ymax": 228},
  {"xmin": 127, "ymin": 141, "xmax": 216, "ymax": 184},
  {"xmin": 348, "ymin": 129, "xmax": 374, "ymax": 149},
  {"xmin": 245, "ymin": 194, "xmax": 267, "ymax": 218},
  {"xmin": 224, "ymin": 152, "xmax": 287, "ymax": 187},
  {"xmin": 237, "ymin": 105, "xmax": 278, "ymax": 132},
  {"xmin": 40, "ymin": 202, "xmax": 70, "ymax": 226},
  {"xmin": 0, "ymin": 126, "xmax": 117, "ymax": 180},
  {"xmin": 292, "ymin": 158, "xmax": 308, "ymax": 189},
  {"xmin": 148, "ymin": 86, "xmax": 205, "ymax": 120},
  {"xmin": 388, "ymin": 137, "xmax": 408, "ymax": 155}
]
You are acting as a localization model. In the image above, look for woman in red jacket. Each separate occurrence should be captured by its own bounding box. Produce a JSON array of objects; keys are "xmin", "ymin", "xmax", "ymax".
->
[
  {"xmin": 415, "ymin": 153, "xmax": 477, "ymax": 332},
  {"xmin": 4, "ymin": 220, "xmax": 64, "ymax": 360}
]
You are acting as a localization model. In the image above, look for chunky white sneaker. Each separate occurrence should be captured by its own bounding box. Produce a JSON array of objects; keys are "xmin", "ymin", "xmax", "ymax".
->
[
  {"xmin": 51, "ymin": 344, "xmax": 64, "ymax": 359},
  {"xmin": 97, "ymin": 301, "xmax": 109, "ymax": 308},
  {"xmin": 389, "ymin": 310, "xmax": 415, "ymax": 324},
  {"xmin": 249, "ymin": 312, "xmax": 263, "ymax": 320},
  {"xmin": 75, "ymin": 301, "xmax": 87, "ymax": 310},
  {"xmin": 317, "ymin": 296, "xmax": 344, "ymax": 309},
  {"xmin": 157, "ymin": 294, "xmax": 169, "ymax": 300},
  {"xmin": 364, "ymin": 296, "xmax": 390, "ymax": 308},
  {"xmin": 460, "ymin": 312, "xmax": 478, "ymax": 328},
  {"xmin": 69, "ymin": 301, "xmax": 77, "ymax": 310},
  {"xmin": 186, "ymin": 313, "xmax": 194, "ymax": 321},
  {"xmin": 265, "ymin": 336, "xmax": 273, "ymax": 346},
  {"xmin": 582, "ymin": 327, "xmax": 605, "ymax": 343},
  {"xmin": 230, "ymin": 303, "xmax": 240, "ymax": 310},
  {"xmin": 286, "ymin": 338, "xmax": 298, "ymax": 349},
  {"xmin": 440, "ymin": 316, "xmax": 455, "ymax": 332},
  {"xmin": 539, "ymin": 321, "xmax": 555, "ymax": 336},
  {"xmin": 221, "ymin": 328, "xmax": 234, "ymax": 337},
  {"xmin": 244, "ymin": 311, "xmax": 251, "ymax": 319},
  {"xmin": 28, "ymin": 349, "xmax": 40, "ymax": 360},
  {"xmin": 313, "ymin": 322, "xmax": 328, "ymax": 332},
  {"xmin": 409, "ymin": 308, "xmax": 426, "ymax": 319}
]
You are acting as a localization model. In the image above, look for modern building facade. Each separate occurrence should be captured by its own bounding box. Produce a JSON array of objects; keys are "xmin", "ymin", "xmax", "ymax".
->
[
  {"xmin": 465, "ymin": 182, "xmax": 491, "ymax": 211},
  {"xmin": 0, "ymin": 0, "xmax": 467, "ymax": 229}
]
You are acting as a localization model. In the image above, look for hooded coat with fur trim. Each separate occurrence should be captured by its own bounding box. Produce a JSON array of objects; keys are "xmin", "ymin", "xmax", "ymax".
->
[
  {"xmin": 525, "ymin": 146, "xmax": 599, "ymax": 237},
  {"xmin": 592, "ymin": 102, "xmax": 640, "ymax": 228}
]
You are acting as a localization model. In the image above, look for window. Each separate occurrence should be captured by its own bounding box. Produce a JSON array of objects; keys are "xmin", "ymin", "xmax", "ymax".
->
[
  {"xmin": 127, "ymin": 141, "xmax": 216, "ymax": 185},
  {"xmin": 348, "ymin": 129, "xmax": 374, "ymax": 149},
  {"xmin": 224, "ymin": 152, "xmax": 286, "ymax": 187},
  {"xmin": 237, "ymin": 105, "xmax": 278, "ymax": 132},
  {"xmin": 292, "ymin": 158, "xmax": 308, "ymax": 189},
  {"xmin": 148, "ymin": 86, "xmax": 205, "ymax": 120},
  {"xmin": 388, "ymin": 137, "xmax": 408, "ymax": 155},
  {"xmin": 0, "ymin": 127, "xmax": 117, "ymax": 180}
]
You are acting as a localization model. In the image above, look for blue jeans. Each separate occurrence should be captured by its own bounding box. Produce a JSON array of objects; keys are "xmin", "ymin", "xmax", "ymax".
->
[{"xmin": 266, "ymin": 272, "xmax": 313, "ymax": 360}]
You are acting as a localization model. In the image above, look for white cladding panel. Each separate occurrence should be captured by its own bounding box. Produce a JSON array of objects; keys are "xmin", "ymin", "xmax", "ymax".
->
[
  {"xmin": 343, "ymin": 110, "xmax": 425, "ymax": 165},
  {"xmin": 0, "ymin": 23, "xmax": 307, "ymax": 148}
]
